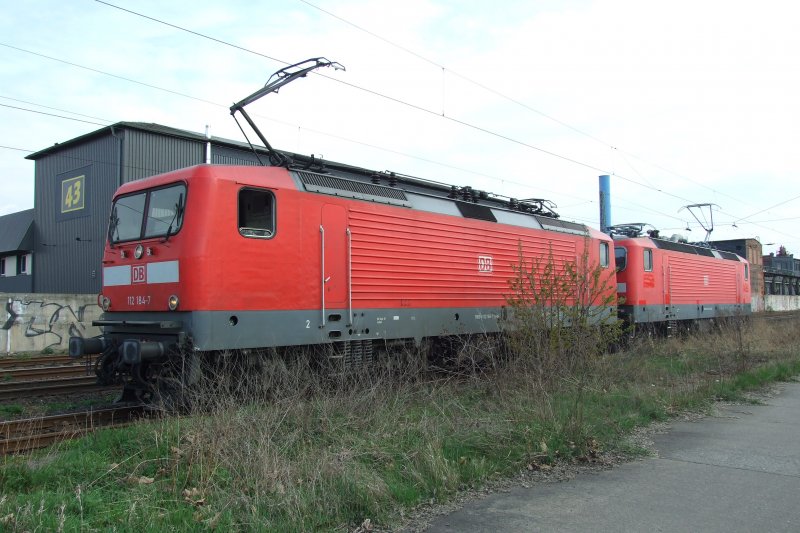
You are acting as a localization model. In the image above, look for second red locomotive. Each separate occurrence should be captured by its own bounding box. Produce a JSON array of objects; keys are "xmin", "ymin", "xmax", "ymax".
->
[{"xmin": 611, "ymin": 223, "xmax": 751, "ymax": 332}]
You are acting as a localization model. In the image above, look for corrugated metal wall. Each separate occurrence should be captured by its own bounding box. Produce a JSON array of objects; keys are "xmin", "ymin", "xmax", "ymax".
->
[
  {"xmin": 211, "ymin": 145, "xmax": 262, "ymax": 166},
  {"xmin": 122, "ymin": 129, "xmax": 204, "ymax": 183},
  {"xmin": 33, "ymin": 134, "xmax": 121, "ymax": 294}
]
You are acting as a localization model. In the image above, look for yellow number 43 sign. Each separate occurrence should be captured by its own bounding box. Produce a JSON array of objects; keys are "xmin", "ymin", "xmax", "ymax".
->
[{"xmin": 61, "ymin": 175, "xmax": 85, "ymax": 213}]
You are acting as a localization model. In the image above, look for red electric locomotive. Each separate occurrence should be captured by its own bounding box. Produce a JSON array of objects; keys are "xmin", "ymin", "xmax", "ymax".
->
[
  {"xmin": 70, "ymin": 161, "xmax": 617, "ymax": 400},
  {"xmin": 610, "ymin": 224, "xmax": 751, "ymax": 332}
]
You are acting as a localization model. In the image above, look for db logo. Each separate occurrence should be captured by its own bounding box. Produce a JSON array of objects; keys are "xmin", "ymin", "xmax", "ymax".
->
[
  {"xmin": 478, "ymin": 255, "xmax": 493, "ymax": 273},
  {"xmin": 132, "ymin": 265, "xmax": 147, "ymax": 284}
]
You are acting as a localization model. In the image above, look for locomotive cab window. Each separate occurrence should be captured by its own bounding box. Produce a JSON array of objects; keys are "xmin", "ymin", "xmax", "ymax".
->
[
  {"xmin": 643, "ymin": 249, "xmax": 653, "ymax": 272},
  {"xmin": 615, "ymin": 246, "xmax": 627, "ymax": 272},
  {"xmin": 599, "ymin": 242, "xmax": 610, "ymax": 268},
  {"xmin": 239, "ymin": 188, "xmax": 275, "ymax": 238},
  {"xmin": 144, "ymin": 185, "xmax": 185, "ymax": 238},
  {"xmin": 744, "ymin": 264, "xmax": 749, "ymax": 280},
  {"xmin": 109, "ymin": 183, "xmax": 186, "ymax": 243}
]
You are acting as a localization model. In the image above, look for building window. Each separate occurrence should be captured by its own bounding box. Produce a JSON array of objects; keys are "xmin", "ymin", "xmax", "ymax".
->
[
  {"xmin": 644, "ymin": 249, "xmax": 653, "ymax": 272},
  {"xmin": 18, "ymin": 254, "xmax": 30, "ymax": 275},
  {"xmin": 1, "ymin": 256, "xmax": 15, "ymax": 277},
  {"xmin": 238, "ymin": 188, "xmax": 275, "ymax": 238},
  {"xmin": 599, "ymin": 242, "xmax": 609, "ymax": 268}
]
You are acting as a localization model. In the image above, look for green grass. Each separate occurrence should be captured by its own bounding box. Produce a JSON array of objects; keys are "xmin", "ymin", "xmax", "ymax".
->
[
  {"xmin": 0, "ymin": 404, "xmax": 24, "ymax": 417},
  {"xmin": 2, "ymin": 318, "xmax": 800, "ymax": 532}
]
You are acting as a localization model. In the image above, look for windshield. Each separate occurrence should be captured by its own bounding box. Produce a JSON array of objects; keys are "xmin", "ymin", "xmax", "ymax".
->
[{"xmin": 109, "ymin": 183, "xmax": 186, "ymax": 243}]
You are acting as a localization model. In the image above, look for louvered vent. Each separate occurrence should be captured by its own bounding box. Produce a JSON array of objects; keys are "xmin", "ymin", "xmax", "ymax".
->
[
  {"xmin": 718, "ymin": 250, "xmax": 741, "ymax": 262},
  {"xmin": 534, "ymin": 215, "xmax": 588, "ymax": 236},
  {"xmin": 295, "ymin": 171, "xmax": 411, "ymax": 207},
  {"xmin": 653, "ymin": 239, "xmax": 716, "ymax": 257}
]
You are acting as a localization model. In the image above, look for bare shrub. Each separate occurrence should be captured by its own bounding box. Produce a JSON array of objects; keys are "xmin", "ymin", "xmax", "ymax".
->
[{"xmin": 504, "ymin": 241, "xmax": 620, "ymax": 385}]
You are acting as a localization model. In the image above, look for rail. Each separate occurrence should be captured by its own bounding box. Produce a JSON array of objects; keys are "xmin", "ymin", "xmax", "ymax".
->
[
  {"xmin": 0, "ymin": 406, "xmax": 148, "ymax": 454},
  {"xmin": 0, "ymin": 376, "xmax": 109, "ymax": 401}
]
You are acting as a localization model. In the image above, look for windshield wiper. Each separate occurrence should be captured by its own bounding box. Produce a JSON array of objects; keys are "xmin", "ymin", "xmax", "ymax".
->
[
  {"xmin": 161, "ymin": 193, "xmax": 184, "ymax": 243},
  {"xmin": 108, "ymin": 211, "xmax": 120, "ymax": 248}
]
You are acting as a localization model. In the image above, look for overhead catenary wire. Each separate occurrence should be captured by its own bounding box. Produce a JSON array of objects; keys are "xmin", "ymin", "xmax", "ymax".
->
[
  {"xmin": 4, "ymin": 4, "xmax": 793, "ymax": 240},
  {"xmin": 87, "ymin": 1, "xmax": 726, "ymax": 214},
  {"xmin": 297, "ymin": 1, "xmax": 798, "ymax": 240},
  {"xmin": 295, "ymin": 0, "xmax": 757, "ymax": 211},
  {"xmin": 0, "ymin": 91, "xmax": 691, "ymax": 226},
  {"xmin": 0, "ymin": 43, "xmax": 683, "ymax": 223},
  {"xmin": 0, "ymin": 103, "xmax": 107, "ymax": 127},
  {"xmin": 0, "ymin": 95, "xmax": 114, "ymax": 123}
]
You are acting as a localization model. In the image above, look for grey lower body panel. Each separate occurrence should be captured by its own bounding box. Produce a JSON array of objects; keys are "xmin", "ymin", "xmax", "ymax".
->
[
  {"xmin": 189, "ymin": 307, "xmax": 504, "ymax": 350},
  {"xmin": 619, "ymin": 303, "xmax": 751, "ymax": 324},
  {"xmin": 99, "ymin": 304, "xmax": 616, "ymax": 351}
]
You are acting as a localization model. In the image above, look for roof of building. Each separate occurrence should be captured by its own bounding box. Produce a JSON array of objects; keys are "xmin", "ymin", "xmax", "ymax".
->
[
  {"xmin": 25, "ymin": 122, "xmax": 270, "ymax": 160},
  {"xmin": 0, "ymin": 209, "xmax": 34, "ymax": 254}
]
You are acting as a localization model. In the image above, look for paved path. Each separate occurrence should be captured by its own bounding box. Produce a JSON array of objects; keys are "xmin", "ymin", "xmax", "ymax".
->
[{"xmin": 424, "ymin": 382, "xmax": 800, "ymax": 532}]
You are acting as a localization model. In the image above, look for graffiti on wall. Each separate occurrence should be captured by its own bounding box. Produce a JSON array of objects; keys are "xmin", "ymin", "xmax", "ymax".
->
[{"xmin": 2, "ymin": 296, "xmax": 101, "ymax": 351}]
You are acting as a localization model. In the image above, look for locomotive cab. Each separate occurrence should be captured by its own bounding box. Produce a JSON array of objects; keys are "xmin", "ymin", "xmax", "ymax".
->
[
  {"xmin": 69, "ymin": 164, "xmax": 297, "ymax": 402},
  {"xmin": 69, "ymin": 174, "xmax": 191, "ymax": 401}
]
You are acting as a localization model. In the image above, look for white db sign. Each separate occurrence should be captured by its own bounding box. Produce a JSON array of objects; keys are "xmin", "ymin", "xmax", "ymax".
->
[{"xmin": 478, "ymin": 255, "xmax": 493, "ymax": 273}]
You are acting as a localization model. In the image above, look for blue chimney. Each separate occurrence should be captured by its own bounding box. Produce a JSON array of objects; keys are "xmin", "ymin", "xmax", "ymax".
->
[{"xmin": 599, "ymin": 175, "xmax": 611, "ymax": 233}]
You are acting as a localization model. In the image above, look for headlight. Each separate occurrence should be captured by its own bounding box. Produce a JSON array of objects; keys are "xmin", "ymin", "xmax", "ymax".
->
[
  {"xmin": 101, "ymin": 296, "xmax": 111, "ymax": 311},
  {"xmin": 168, "ymin": 295, "xmax": 179, "ymax": 311},
  {"xmin": 134, "ymin": 244, "xmax": 144, "ymax": 259}
]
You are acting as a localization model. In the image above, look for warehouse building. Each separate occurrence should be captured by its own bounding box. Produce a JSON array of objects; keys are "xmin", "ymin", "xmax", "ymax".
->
[{"xmin": 0, "ymin": 208, "xmax": 34, "ymax": 293}]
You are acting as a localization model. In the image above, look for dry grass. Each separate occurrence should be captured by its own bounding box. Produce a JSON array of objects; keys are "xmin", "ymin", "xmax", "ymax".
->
[{"xmin": 2, "ymin": 312, "xmax": 799, "ymax": 531}]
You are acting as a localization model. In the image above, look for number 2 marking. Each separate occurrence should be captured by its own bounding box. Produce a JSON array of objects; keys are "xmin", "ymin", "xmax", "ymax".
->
[{"xmin": 305, "ymin": 320, "xmax": 310, "ymax": 329}]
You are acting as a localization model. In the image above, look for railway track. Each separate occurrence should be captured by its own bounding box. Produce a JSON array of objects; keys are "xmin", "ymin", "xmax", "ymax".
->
[
  {"xmin": 755, "ymin": 310, "xmax": 800, "ymax": 321},
  {"xmin": 0, "ymin": 355, "xmax": 103, "ymax": 399},
  {"xmin": 0, "ymin": 376, "xmax": 112, "ymax": 401},
  {"xmin": 0, "ymin": 354, "xmax": 76, "ymax": 369},
  {"xmin": 1, "ymin": 363, "xmax": 93, "ymax": 381},
  {"xmin": 0, "ymin": 406, "xmax": 148, "ymax": 454}
]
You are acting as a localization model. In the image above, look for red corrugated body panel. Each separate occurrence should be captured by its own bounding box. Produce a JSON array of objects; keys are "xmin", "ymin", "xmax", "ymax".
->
[
  {"xmin": 668, "ymin": 254, "xmax": 738, "ymax": 303},
  {"xmin": 348, "ymin": 205, "xmax": 595, "ymax": 308}
]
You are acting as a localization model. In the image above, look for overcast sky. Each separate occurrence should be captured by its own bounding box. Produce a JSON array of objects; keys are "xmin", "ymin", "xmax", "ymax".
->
[{"xmin": 2, "ymin": 0, "xmax": 798, "ymax": 252}]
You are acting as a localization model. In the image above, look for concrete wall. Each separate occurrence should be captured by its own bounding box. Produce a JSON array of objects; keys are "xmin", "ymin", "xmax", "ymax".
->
[
  {"xmin": 751, "ymin": 294, "xmax": 765, "ymax": 313},
  {"xmin": 1, "ymin": 293, "xmax": 101, "ymax": 354},
  {"xmin": 764, "ymin": 295, "xmax": 800, "ymax": 312}
]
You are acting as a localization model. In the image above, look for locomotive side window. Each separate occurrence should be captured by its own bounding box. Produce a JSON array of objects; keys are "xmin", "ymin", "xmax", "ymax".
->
[
  {"xmin": 614, "ymin": 246, "xmax": 627, "ymax": 272},
  {"xmin": 744, "ymin": 264, "xmax": 749, "ymax": 280},
  {"xmin": 239, "ymin": 188, "xmax": 275, "ymax": 238},
  {"xmin": 643, "ymin": 249, "xmax": 653, "ymax": 272},
  {"xmin": 599, "ymin": 242, "xmax": 609, "ymax": 268}
]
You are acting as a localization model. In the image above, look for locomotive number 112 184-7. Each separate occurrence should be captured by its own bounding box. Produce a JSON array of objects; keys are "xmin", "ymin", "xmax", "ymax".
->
[{"xmin": 127, "ymin": 295, "xmax": 152, "ymax": 306}]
